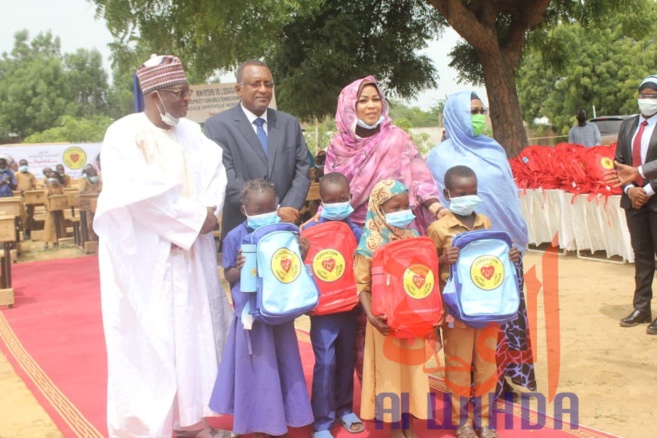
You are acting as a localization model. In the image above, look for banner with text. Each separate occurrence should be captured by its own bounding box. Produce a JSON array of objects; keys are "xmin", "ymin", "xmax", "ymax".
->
[
  {"xmin": 0, "ymin": 143, "xmax": 102, "ymax": 179},
  {"xmin": 187, "ymin": 83, "xmax": 277, "ymax": 124}
]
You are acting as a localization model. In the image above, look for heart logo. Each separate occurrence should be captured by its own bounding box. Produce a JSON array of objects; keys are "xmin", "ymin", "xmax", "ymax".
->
[
  {"xmin": 413, "ymin": 275, "xmax": 425, "ymax": 289},
  {"xmin": 481, "ymin": 266, "xmax": 495, "ymax": 280},
  {"xmin": 71, "ymin": 154, "xmax": 79, "ymax": 163},
  {"xmin": 281, "ymin": 258, "xmax": 291, "ymax": 272},
  {"xmin": 322, "ymin": 258, "xmax": 335, "ymax": 272}
]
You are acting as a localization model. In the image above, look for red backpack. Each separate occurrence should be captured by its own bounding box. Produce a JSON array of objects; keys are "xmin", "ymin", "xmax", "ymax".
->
[
  {"xmin": 302, "ymin": 221, "xmax": 359, "ymax": 316},
  {"xmin": 371, "ymin": 237, "xmax": 443, "ymax": 338}
]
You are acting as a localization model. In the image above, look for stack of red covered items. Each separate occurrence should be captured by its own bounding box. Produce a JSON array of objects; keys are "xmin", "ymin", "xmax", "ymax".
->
[{"xmin": 509, "ymin": 143, "xmax": 621, "ymax": 196}]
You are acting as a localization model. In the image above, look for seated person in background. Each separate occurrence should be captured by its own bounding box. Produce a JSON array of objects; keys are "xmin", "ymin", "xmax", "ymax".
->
[
  {"xmin": 43, "ymin": 171, "xmax": 66, "ymax": 249},
  {"xmin": 311, "ymin": 150, "xmax": 326, "ymax": 183},
  {"xmin": 81, "ymin": 165, "xmax": 103, "ymax": 194},
  {"xmin": 56, "ymin": 164, "xmax": 71, "ymax": 188},
  {"xmin": 40, "ymin": 167, "xmax": 53, "ymax": 189},
  {"xmin": 0, "ymin": 158, "xmax": 17, "ymax": 198},
  {"xmin": 80, "ymin": 165, "xmax": 102, "ymax": 241},
  {"xmin": 16, "ymin": 159, "xmax": 37, "ymax": 240}
]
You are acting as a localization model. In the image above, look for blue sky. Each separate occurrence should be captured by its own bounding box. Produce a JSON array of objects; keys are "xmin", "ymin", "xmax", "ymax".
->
[{"xmin": 0, "ymin": 0, "xmax": 487, "ymax": 110}]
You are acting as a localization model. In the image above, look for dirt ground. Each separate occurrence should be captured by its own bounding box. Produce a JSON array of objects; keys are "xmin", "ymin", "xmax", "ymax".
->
[{"xmin": 1, "ymin": 242, "xmax": 655, "ymax": 438}]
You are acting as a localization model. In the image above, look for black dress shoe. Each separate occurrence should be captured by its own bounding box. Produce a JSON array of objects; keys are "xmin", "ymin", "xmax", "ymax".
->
[
  {"xmin": 647, "ymin": 318, "xmax": 657, "ymax": 335},
  {"xmin": 620, "ymin": 310, "xmax": 652, "ymax": 327}
]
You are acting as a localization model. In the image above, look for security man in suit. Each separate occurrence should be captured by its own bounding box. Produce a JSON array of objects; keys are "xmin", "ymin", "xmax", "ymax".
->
[
  {"xmin": 615, "ymin": 74, "xmax": 657, "ymax": 335},
  {"xmin": 204, "ymin": 60, "xmax": 310, "ymax": 238}
]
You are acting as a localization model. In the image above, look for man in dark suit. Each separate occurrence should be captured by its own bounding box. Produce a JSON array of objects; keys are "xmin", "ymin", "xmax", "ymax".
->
[
  {"xmin": 205, "ymin": 60, "xmax": 310, "ymax": 238},
  {"xmin": 615, "ymin": 74, "xmax": 657, "ymax": 335}
]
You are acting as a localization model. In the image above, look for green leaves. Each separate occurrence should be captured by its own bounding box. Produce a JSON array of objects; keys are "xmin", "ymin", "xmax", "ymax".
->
[
  {"xmin": 518, "ymin": 15, "xmax": 657, "ymax": 134},
  {"xmin": 0, "ymin": 30, "xmax": 111, "ymax": 142},
  {"xmin": 88, "ymin": 0, "xmax": 442, "ymax": 121}
]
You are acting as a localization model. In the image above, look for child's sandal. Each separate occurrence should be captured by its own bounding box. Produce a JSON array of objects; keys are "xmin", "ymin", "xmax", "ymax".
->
[{"xmin": 455, "ymin": 426, "xmax": 478, "ymax": 438}]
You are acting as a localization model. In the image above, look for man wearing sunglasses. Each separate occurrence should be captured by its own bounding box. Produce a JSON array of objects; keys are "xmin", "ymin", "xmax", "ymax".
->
[
  {"xmin": 204, "ymin": 60, "xmax": 310, "ymax": 239},
  {"xmin": 95, "ymin": 54, "xmax": 232, "ymax": 438}
]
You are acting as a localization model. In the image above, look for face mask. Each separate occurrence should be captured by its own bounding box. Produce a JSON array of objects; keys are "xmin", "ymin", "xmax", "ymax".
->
[
  {"xmin": 384, "ymin": 209, "xmax": 416, "ymax": 229},
  {"xmin": 471, "ymin": 114, "xmax": 486, "ymax": 137},
  {"xmin": 320, "ymin": 201, "xmax": 354, "ymax": 221},
  {"xmin": 448, "ymin": 194, "xmax": 483, "ymax": 216},
  {"xmin": 48, "ymin": 178, "xmax": 58, "ymax": 184},
  {"xmin": 356, "ymin": 115, "xmax": 384, "ymax": 130},
  {"xmin": 638, "ymin": 99, "xmax": 657, "ymax": 117},
  {"xmin": 89, "ymin": 176, "xmax": 99, "ymax": 184},
  {"xmin": 82, "ymin": 173, "xmax": 88, "ymax": 179},
  {"xmin": 156, "ymin": 91, "xmax": 180, "ymax": 127},
  {"xmin": 19, "ymin": 165, "xmax": 28, "ymax": 173},
  {"xmin": 246, "ymin": 210, "xmax": 280, "ymax": 229}
]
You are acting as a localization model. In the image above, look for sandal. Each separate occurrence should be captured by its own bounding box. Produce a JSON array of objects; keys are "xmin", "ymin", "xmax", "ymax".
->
[
  {"xmin": 313, "ymin": 430, "xmax": 334, "ymax": 438},
  {"xmin": 340, "ymin": 412, "xmax": 365, "ymax": 433},
  {"xmin": 477, "ymin": 427, "xmax": 499, "ymax": 438},
  {"xmin": 455, "ymin": 426, "xmax": 478, "ymax": 438}
]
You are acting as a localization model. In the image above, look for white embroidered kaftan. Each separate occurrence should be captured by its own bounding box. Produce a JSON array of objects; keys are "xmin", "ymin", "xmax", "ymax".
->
[{"xmin": 94, "ymin": 113, "xmax": 232, "ymax": 437}]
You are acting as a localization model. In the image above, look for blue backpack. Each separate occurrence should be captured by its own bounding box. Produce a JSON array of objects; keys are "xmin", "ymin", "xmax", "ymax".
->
[
  {"xmin": 242, "ymin": 223, "xmax": 319, "ymax": 325},
  {"xmin": 442, "ymin": 229, "xmax": 520, "ymax": 328}
]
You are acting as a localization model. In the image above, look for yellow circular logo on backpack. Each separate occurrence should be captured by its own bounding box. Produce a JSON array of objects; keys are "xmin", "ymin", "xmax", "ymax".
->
[
  {"xmin": 402, "ymin": 264, "xmax": 434, "ymax": 299},
  {"xmin": 271, "ymin": 248, "xmax": 301, "ymax": 284},
  {"xmin": 601, "ymin": 157, "xmax": 614, "ymax": 170},
  {"xmin": 62, "ymin": 146, "xmax": 87, "ymax": 170},
  {"xmin": 470, "ymin": 255, "xmax": 505, "ymax": 290},
  {"xmin": 312, "ymin": 249, "xmax": 345, "ymax": 282}
]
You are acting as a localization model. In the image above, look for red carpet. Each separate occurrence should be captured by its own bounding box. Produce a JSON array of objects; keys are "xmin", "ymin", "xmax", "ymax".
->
[{"xmin": 0, "ymin": 257, "xmax": 617, "ymax": 438}]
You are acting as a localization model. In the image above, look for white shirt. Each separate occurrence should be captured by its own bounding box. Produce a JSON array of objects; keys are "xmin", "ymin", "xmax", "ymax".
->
[
  {"xmin": 626, "ymin": 113, "xmax": 657, "ymax": 197},
  {"xmin": 240, "ymin": 102, "xmax": 268, "ymax": 136}
]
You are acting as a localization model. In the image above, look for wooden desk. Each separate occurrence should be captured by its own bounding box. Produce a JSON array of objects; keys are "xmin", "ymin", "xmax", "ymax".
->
[
  {"xmin": 0, "ymin": 215, "xmax": 15, "ymax": 307},
  {"xmin": 78, "ymin": 193, "xmax": 99, "ymax": 250},
  {"xmin": 24, "ymin": 190, "xmax": 46, "ymax": 206},
  {"xmin": 0, "ymin": 197, "xmax": 23, "ymax": 217},
  {"xmin": 46, "ymin": 194, "xmax": 69, "ymax": 242}
]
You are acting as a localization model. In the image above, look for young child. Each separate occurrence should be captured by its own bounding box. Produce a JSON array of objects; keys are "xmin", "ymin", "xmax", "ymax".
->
[
  {"xmin": 209, "ymin": 178, "xmax": 314, "ymax": 437},
  {"xmin": 354, "ymin": 179, "xmax": 432, "ymax": 438},
  {"xmin": 427, "ymin": 166, "xmax": 520, "ymax": 438},
  {"xmin": 303, "ymin": 172, "xmax": 364, "ymax": 437}
]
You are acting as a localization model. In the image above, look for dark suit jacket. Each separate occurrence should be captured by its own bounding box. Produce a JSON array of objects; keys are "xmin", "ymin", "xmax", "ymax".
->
[
  {"xmin": 204, "ymin": 104, "xmax": 310, "ymax": 236},
  {"xmin": 641, "ymin": 158, "xmax": 657, "ymax": 180},
  {"xmin": 614, "ymin": 115, "xmax": 657, "ymax": 212}
]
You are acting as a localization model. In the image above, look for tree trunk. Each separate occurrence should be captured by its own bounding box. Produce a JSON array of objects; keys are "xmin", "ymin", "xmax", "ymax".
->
[
  {"xmin": 426, "ymin": 0, "xmax": 552, "ymax": 157},
  {"xmin": 478, "ymin": 46, "xmax": 528, "ymax": 158}
]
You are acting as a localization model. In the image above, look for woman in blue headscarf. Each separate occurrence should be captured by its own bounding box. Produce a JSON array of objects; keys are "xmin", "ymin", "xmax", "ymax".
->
[{"xmin": 427, "ymin": 91, "xmax": 536, "ymax": 398}]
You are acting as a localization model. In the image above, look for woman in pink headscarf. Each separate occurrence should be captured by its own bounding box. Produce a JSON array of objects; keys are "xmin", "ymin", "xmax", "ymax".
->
[
  {"xmin": 325, "ymin": 76, "xmax": 444, "ymax": 383},
  {"xmin": 325, "ymin": 76, "xmax": 444, "ymax": 231}
]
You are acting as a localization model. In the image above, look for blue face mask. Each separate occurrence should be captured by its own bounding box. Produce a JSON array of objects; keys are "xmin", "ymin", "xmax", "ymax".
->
[
  {"xmin": 246, "ymin": 210, "xmax": 280, "ymax": 229},
  {"xmin": 89, "ymin": 176, "xmax": 99, "ymax": 184},
  {"xmin": 19, "ymin": 165, "xmax": 28, "ymax": 173},
  {"xmin": 384, "ymin": 209, "xmax": 415, "ymax": 229},
  {"xmin": 356, "ymin": 115, "xmax": 385, "ymax": 130},
  {"xmin": 320, "ymin": 201, "xmax": 354, "ymax": 221},
  {"xmin": 448, "ymin": 194, "xmax": 482, "ymax": 216}
]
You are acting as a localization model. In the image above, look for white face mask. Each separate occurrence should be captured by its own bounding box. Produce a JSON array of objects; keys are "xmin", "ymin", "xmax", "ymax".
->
[
  {"xmin": 156, "ymin": 91, "xmax": 180, "ymax": 127},
  {"xmin": 356, "ymin": 115, "xmax": 384, "ymax": 130},
  {"xmin": 638, "ymin": 99, "xmax": 657, "ymax": 117}
]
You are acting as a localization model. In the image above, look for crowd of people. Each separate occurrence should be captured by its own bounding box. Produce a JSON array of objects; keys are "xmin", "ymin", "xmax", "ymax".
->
[
  {"xmin": 94, "ymin": 54, "xmax": 654, "ymax": 438},
  {"xmin": 1, "ymin": 156, "xmax": 102, "ymax": 246}
]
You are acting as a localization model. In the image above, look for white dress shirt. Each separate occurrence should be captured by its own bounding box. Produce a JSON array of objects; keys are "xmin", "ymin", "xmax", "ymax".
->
[{"xmin": 240, "ymin": 103, "xmax": 269, "ymax": 136}]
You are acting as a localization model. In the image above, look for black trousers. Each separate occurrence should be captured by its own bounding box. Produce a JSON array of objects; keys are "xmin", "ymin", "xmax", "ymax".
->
[{"xmin": 625, "ymin": 207, "xmax": 657, "ymax": 313}]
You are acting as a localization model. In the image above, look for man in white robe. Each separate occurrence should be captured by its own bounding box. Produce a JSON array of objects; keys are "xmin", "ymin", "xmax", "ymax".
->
[{"xmin": 94, "ymin": 55, "xmax": 233, "ymax": 438}]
